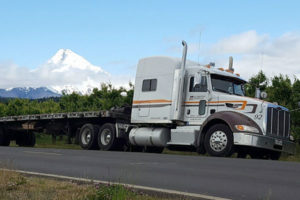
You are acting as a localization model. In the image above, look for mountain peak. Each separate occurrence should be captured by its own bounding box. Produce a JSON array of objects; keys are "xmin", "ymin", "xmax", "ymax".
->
[{"xmin": 47, "ymin": 49, "xmax": 104, "ymax": 73}]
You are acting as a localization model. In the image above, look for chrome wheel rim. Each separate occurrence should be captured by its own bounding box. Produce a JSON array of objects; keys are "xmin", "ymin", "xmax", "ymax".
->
[
  {"xmin": 81, "ymin": 129, "xmax": 92, "ymax": 145},
  {"xmin": 101, "ymin": 129, "xmax": 112, "ymax": 145},
  {"xmin": 209, "ymin": 131, "xmax": 228, "ymax": 152}
]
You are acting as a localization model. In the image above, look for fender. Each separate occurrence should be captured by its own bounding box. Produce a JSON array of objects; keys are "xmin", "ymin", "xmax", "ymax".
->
[{"xmin": 196, "ymin": 111, "xmax": 262, "ymax": 148}]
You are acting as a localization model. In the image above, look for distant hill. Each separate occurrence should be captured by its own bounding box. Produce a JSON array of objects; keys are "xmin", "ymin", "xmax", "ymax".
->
[{"xmin": 0, "ymin": 87, "xmax": 61, "ymax": 99}]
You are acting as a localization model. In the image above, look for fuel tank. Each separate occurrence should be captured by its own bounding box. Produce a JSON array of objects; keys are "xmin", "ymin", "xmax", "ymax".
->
[{"xmin": 129, "ymin": 127, "xmax": 170, "ymax": 147}]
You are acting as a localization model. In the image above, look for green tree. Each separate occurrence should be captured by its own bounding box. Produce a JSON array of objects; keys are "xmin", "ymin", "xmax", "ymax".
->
[
  {"xmin": 266, "ymin": 74, "xmax": 292, "ymax": 108},
  {"xmin": 244, "ymin": 70, "xmax": 268, "ymax": 97}
]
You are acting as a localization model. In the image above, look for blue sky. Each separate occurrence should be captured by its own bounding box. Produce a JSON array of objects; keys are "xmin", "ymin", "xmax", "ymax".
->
[{"xmin": 0, "ymin": 0, "xmax": 300, "ymax": 90}]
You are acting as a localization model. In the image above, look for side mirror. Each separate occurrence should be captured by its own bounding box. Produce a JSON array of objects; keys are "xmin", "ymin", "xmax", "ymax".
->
[
  {"xmin": 194, "ymin": 72, "xmax": 202, "ymax": 87},
  {"xmin": 261, "ymin": 92, "xmax": 268, "ymax": 99},
  {"xmin": 255, "ymin": 88, "xmax": 261, "ymax": 99}
]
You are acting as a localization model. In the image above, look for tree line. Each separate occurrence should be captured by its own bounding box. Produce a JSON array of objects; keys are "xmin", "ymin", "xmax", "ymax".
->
[
  {"xmin": 0, "ymin": 71, "xmax": 299, "ymax": 141},
  {"xmin": 0, "ymin": 83, "xmax": 133, "ymax": 116}
]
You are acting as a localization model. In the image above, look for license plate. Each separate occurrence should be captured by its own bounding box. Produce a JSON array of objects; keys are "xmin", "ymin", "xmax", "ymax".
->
[{"xmin": 275, "ymin": 139, "xmax": 283, "ymax": 146}]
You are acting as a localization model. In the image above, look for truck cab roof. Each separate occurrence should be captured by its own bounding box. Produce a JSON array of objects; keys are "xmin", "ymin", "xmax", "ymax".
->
[{"xmin": 137, "ymin": 56, "xmax": 246, "ymax": 83}]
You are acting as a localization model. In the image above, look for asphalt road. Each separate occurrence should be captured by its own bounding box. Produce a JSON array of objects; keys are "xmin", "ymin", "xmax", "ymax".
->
[{"xmin": 0, "ymin": 146, "xmax": 299, "ymax": 200}]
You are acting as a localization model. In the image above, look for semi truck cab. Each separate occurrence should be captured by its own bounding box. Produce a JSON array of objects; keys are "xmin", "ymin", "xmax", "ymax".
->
[{"xmin": 129, "ymin": 41, "xmax": 295, "ymax": 158}]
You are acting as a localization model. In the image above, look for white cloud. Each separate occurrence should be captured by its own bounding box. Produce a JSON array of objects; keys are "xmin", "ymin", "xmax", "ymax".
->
[
  {"xmin": 210, "ymin": 30, "xmax": 269, "ymax": 54},
  {"xmin": 204, "ymin": 31, "xmax": 300, "ymax": 81}
]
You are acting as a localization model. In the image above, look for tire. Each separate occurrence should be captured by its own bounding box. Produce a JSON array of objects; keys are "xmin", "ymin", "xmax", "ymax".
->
[
  {"xmin": 16, "ymin": 132, "xmax": 36, "ymax": 147},
  {"xmin": 79, "ymin": 124, "xmax": 99, "ymax": 150},
  {"xmin": 0, "ymin": 128, "xmax": 10, "ymax": 146},
  {"xmin": 204, "ymin": 124, "xmax": 234, "ymax": 157},
  {"xmin": 98, "ymin": 123, "xmax": 120, "ymax": 151},
  {"xmin": 27, "ymin": 133, "xmax": 36, "ymax": 147},
  {"xmin": 144, "ymin": 146, "xmax": 164, "ymax": 154}
]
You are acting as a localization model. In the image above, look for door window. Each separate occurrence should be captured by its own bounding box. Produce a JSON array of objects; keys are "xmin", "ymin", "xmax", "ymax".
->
[{"xmin": 189, "ymin": 76, "xmax": 207, "ymax": 92}]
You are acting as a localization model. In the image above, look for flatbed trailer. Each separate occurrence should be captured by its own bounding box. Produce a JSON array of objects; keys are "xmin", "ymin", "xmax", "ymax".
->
[{"xmin": 0, "ymin": 107, "xmax": 132, "ymax": 149}]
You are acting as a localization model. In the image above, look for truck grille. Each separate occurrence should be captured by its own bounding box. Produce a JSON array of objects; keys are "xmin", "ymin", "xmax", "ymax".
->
[{"xmin": 266, "ymin": 107, "xmax": 290, "ymax": 138}]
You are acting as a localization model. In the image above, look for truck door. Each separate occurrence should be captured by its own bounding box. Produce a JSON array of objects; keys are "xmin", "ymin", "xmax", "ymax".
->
[{"xmin": 184, "ymin": 71, "xmax": 209, "ymax": 124}]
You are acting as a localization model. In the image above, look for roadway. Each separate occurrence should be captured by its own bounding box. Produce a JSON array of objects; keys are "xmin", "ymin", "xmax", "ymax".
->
[{"xmin": 0, "ymin": 146, "xmax": 299, "ymax": 200}]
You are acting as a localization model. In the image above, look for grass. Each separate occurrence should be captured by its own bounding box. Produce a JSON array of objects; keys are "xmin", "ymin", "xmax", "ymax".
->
[
  {"xmin": 279, "ymin": 144, "xmax": 300, "ymax": 162},
  {"xmin": 0, "ymin": 169, "xmax": 172, "ymax": 200}
]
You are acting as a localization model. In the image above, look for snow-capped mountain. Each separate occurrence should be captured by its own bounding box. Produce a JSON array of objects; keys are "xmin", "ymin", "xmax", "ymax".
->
[
  {"xmin": 0, "ymin": 87, "xmax": 61, "ymax": 99},
  {"xmin": 0, "ymin": 48, "xmax": 121, "ymax": 97},
  {"xmin": 40, "ymin": 49, "xmax": 111, "ymax": 94},
  {"xmin": 47, "ymin": 49, "xmax": 106, "ymax": 74}
]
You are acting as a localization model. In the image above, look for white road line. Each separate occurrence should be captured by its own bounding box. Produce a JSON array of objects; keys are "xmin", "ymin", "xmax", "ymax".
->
[
  {"xmin": 0, "ymin": 168, "xmax": 231, "ymax": 200},
  {"xmin": 23, "ymin": 151, "xmax": 62, "ymax": 156}
]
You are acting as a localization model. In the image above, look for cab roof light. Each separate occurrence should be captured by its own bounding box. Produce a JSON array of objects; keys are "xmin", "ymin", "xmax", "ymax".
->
[
  {"xmin": 225, "ymin": 69, "xmax": 234, "ymax": 73},
  {"xmin": 218, "ymin": 67, "xmax": 224, "ymax": 71},
  {"xmin": 236, "ymin": 73, "xmax": 240, "ymax": 77}
]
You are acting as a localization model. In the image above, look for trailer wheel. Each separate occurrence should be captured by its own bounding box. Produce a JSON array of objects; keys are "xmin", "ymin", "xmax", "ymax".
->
[
  {"xmin": 204, "ymin": 124, "xmax": 234, "ymax": 157},
  {"xmin": 98, "ymin": 123, "xmax": 119, "ymax": 151},
  {"xmin": 16, "ymin": 132, "xmax": 36, "ymax": 147},
  {"xmin": 0, "ymin": 128, "xmax": 10, "ymax": 146},
  {"xmin": 79, "ymin": 124, "xmax": 99, "ymax": 150}
]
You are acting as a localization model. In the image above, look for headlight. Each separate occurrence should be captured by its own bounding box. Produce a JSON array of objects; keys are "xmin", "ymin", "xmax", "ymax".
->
[{"xmin": 235, "ymin": 125, "xmax": 260, "ymax": 133}]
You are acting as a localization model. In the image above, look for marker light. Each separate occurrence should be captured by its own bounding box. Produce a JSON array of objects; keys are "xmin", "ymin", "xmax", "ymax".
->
[{"xmin": 235, "ymin": 125, "xmax": 259, "ymax": 133}]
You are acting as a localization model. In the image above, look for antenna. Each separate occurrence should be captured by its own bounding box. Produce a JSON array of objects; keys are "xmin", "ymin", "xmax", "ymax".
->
[{"xmin": 197, "ymin": 31, "xmax": 202, "ymax": 64}]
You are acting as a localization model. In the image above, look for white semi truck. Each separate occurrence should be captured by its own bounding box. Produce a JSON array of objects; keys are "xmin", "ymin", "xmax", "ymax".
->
[{"xmin": 0, "ymin": 41, "xmax": 295, "ymax": 159}]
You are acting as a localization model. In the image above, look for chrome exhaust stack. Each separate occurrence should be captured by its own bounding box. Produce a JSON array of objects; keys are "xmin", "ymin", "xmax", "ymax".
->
[
  {"xmin": 171, "ymin": 40, "xmax": 188, "ymax": 122},
  {"xmin": 228, "ymin": 56, "xmax": 234, "ymax": 72},
  {"xmin": 181, "ymin": 40, "xmax": 187, "ymax": 72}
]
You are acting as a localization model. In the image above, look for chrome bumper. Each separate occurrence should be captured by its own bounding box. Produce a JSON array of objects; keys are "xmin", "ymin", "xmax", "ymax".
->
[{"xmin": 234, "ymin": 132, "xmax": 296, "ymax": 154}]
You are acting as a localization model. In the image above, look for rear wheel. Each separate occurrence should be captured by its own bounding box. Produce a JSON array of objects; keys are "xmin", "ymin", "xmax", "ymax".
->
[
  {"xmin": 204, "ymin": 124, "xmax": 234, "ymax": 157},
  {"xmin": 16, "ymin": 132, "xmax": 36, "ymax": 147},
  {"xmin": 0, "ymin": 128, "xmax": 10, "ymax": 146},
  {"xmin": 79, "ymin": 124, "xmax": 99, "ymax": 150},
  {"xmin": 98, "ymin": 123, "xmax": 122, "ymax": 151}
]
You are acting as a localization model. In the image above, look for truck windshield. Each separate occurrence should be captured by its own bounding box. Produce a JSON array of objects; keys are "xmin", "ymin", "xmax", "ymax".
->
[{"xmin": 211, "ymin": 74, "xmax": 245, "ymax": 96}]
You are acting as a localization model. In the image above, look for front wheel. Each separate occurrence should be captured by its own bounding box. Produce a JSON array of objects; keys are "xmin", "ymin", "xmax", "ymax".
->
[{"xmin": 204, "ymin": 124, "xmax": 234, "ymax": 157}]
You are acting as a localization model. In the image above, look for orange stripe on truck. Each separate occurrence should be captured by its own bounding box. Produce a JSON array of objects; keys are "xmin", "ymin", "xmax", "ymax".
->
[
  {"xmin": 184, "ymin": 100, "xmax": 247, "ymax": 110},
  {"xmin": 133, "ymin": 99, "xmax": 172, "ymax": 104},
  {"xmin": 133, "ymin": 99, "xmax": 248, "ymax": 110}
]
